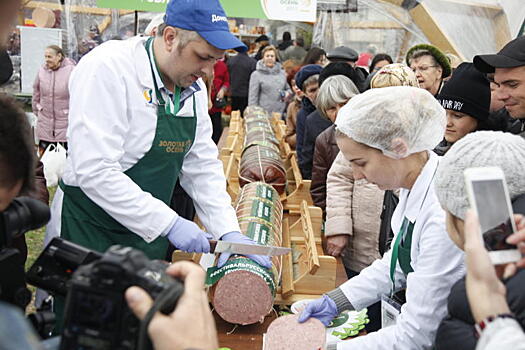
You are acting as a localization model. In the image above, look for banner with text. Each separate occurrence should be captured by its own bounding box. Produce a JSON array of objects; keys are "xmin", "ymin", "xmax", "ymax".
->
[{"xmin": 96, "ymin": 0, "xmax": 317, "ymax": 22}]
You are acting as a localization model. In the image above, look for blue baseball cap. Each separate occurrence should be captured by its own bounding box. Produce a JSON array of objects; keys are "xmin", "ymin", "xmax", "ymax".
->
[{"xmin": 164, "ymin": 0, "xmax": 247, "ymax": 52}]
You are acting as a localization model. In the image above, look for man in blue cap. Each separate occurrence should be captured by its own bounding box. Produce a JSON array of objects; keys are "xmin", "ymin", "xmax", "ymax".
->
[{"xmin": 46, "ymin": 0, "xmax": 271, "ymax": 269}]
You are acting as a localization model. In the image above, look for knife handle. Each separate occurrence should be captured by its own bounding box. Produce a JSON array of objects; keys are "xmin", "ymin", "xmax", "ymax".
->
[{"xmin": 209, "ymin": 240, "xmax": 218, "ymax": 253}]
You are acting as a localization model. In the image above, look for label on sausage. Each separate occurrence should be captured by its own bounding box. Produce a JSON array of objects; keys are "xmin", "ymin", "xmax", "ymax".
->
[
  {"xmin": 244, "ymin": 221, "xmax": 272, "ymax": 245},
  {"xmin": 206, "ymin": 257, "xmax": 276, "ymax": 296},
  {"xmin": 250, "ymin": 200, "xmax": 272, "ymax": 222},
  {"xmin": 256, "ymin": 184, "xmax": 275, "ymax": 201}
]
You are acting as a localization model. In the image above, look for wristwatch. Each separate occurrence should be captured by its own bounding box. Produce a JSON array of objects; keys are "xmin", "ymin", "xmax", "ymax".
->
[{"xmin": 475, "ymin": 313, "xmax": 515, "ymax": 337}]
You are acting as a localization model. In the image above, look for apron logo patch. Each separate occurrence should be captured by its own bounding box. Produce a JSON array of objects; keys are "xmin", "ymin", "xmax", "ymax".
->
[
  {"xmin": 143, "ymin": 89, "xmax": 153, "ymax": 104},
  {"xmin": 158, "ymin": 140, "xmax": 193, "ymax": 153}
]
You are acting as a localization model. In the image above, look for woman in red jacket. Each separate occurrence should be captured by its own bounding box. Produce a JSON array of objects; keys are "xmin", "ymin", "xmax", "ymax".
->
[{"xmin": 208, "ymin": 59, "xmax": 230, "ymax": 144}]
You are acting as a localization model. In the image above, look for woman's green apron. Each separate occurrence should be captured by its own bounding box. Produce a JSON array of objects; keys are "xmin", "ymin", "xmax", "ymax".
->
[{"xmin": 59, "ymin": 36, "xmax": 197, "ymax": 260}]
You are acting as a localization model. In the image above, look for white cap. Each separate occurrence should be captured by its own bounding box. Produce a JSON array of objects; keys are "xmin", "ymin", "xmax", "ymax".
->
[
  {"xmin": 335, "ymin": 86, "xmax": 446, "ymax": 159},
  {"xmin": 435, "ymin": 131, "xmax": 525, "ymax": 219},
  {"xmin": 144, "ymin": 14, "xmax": 165, "ymax": 36}
]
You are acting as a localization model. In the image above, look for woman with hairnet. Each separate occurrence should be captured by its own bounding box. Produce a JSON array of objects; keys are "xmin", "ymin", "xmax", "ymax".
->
[{"xmin": 298, "ymin": 86, "xmax": 465, "ymax": 350}]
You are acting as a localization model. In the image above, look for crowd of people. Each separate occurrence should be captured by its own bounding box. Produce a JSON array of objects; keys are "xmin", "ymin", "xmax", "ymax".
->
[{"xmin": 1, "ymin": 0, "xmax": 525, "ymax": 349}]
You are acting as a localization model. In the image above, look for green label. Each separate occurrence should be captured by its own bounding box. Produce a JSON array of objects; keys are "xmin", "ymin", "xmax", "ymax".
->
[
  {"xmin": 261, "ymin": 148, "xmax": 280, "ymax": 161},
  {"xmin": 251, "ymin": 200, "xmax": 272, "ymax": 222},
  {"xmin": 245, "ymin": 221, "xmax": 271, "ymax": 245},
  {"xmin": 328, "ymin": 313, "xmax": 350, "ymax": 328},
  {"xmin": 205, "ymin": 257, "xmax": 276, "ymax": 296},
  {"xmin": 256, "ymin": 184, "xmax": 274, "ymax": 201}
]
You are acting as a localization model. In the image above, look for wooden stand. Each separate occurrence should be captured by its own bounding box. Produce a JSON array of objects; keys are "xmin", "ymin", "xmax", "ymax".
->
[
  {"xmin": 276, "ymin": 200, "xmax": 336, "ymax": 304},
  {"xmin": 171, "ymin": 108, "xmax": 337, "ymax": 308},
  {"xmin": 220, "ymin": 110, "xmax": 313, "ymax": 208}
]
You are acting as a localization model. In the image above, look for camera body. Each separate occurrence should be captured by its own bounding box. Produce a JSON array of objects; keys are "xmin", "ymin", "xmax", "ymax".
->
[
  {"xmin": 60, "ymin": 245, "xmax": 184, "ymax": 350},
  {"xmin": 0, "ymin": 197, "xmax": 50, "ymax": 310}
]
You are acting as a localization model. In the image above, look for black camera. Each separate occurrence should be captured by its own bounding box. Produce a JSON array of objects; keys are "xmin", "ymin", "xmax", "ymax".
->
[
  {"xmin": 58, "ymin": 244, "xmax": 184, "ymax": 350},
  {"xmin": 0, "ymin": 197, "xmax": 50, "ymax": 309}
]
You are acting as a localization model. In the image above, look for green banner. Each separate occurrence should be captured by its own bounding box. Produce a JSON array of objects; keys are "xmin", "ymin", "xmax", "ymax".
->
[
  {"xmin": 96, "ymin": 0, "xmax": 266, "ymax": 18},
  {"xmin": 96, "ymin": 0, "xmax": 317, "ymax": 22}
]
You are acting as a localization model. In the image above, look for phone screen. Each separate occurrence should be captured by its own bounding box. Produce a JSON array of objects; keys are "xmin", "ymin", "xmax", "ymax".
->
[{"xmin": 472, "ymin": 179, "xmax": 515, "ymax": 252}]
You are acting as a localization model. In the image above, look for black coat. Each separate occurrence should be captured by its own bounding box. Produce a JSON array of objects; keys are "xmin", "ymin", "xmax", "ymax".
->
[
  {"xmin": 295, "ymin": 98, "xmax": 317, "ymax": 165},
  {"xmin": 226, "ymin": 52, "xmax": 256, "ymax": 97},
  {"xmin": 299, "ymin": 110, "xmax": 332, "ymax": 180},
  {"xmin": 435, "ymin": 194, "xmax": 525, "ymax": 350}
]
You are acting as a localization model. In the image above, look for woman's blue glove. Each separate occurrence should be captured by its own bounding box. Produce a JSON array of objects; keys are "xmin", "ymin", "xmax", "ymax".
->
[
  {"xmin": 298, "ymin": 295, "xmax": 338, "ymax": 326},
  {"xmin": 216, "ymin": 231, "xmax": 272, "ymax": 269},
  {"xmin": 165, "ymin": 217, "xmax": 212, "ymax": 253}
]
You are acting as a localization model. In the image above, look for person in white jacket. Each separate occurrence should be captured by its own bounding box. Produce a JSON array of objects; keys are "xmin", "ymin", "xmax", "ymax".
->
[
  {"xmin": 46, "ymin": 0, "xmax": 271, "ymax": 269},
  {"xmin": 299, "ymin": 86, "xmax": 465, "ymax": 350}
]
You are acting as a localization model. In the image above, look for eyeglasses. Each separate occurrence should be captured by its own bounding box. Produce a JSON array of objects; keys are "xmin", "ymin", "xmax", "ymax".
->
[{"xmin": 411, "ymin": 65, "xmax": 438, "ymax": 73}]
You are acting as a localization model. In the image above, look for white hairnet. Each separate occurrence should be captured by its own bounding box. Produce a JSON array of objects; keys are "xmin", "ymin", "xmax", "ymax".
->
[
  {"xmin": 335, "ymin": 86, "xmax": 446, "ymax": 159},
  {"xmin": 435, "ymin": 131, "xmax": 525, "ymax": 220}
]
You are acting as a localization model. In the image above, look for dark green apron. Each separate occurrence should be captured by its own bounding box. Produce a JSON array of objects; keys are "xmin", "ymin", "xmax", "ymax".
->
[
  {"xmin": 59, "ymin": 37, "xmax": 197, "ymax": 260},
  {"xmin": 389, "ymin": 217, "xmax": 415, "ymax": 293}
]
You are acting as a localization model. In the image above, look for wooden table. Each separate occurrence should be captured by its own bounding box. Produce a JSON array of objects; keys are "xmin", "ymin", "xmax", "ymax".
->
[{"xmin": 215, "ymin": 258, "xmax": 348, "ymax": 349}]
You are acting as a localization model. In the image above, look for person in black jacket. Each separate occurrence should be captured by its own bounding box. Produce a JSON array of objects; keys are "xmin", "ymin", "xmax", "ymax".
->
[
  {"xmin": 434, "ymin": 131, "xmax": 525, "ymax": 350},
  {"xmin": 294, "ymin": 64, "xmax": 322, "ymax": 166},
  {"xmin": 227, "ymin": 40, "xmax": 256, "ymax": 116},
  {"xmin": 299, "ymin": 62, "xmax": 365, "ymax": 179}
]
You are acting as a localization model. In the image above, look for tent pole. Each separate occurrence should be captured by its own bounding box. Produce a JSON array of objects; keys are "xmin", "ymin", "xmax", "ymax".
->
[
  {"xmin": 134, "ymin": 11, "xmax": 138, "ymax": 35},
  {"xmin": 518, "ymin": 18, "xmax": 525, "ymax": 38}
]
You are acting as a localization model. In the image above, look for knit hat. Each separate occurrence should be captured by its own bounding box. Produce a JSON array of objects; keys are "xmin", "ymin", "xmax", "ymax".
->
[
  {"xmin": 437, "ymin": 62, "xmax": 490, "ymax": 122},
  {"xmin": 406, "ymin": 44, "xmax": 452, "ymax": 78},
  {"xmin": 295, "ymin": 64, "xmax": 323, "ymax": 91},
  {"xmin": 370, "ymin": 63, "xmax": 419, "ymax": 88},
  {"xmin": 435, "ymin": 131, "xmax": 525, "ymax": 220},
  {"xmin": 319, "ymin": 62, "xmax": 361, "ymax": 88}
]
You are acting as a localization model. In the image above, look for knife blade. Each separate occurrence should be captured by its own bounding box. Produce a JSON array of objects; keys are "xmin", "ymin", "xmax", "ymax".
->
[{"xmin": 209, "ymin": 240, "xmax": 291, "ymax": 256}]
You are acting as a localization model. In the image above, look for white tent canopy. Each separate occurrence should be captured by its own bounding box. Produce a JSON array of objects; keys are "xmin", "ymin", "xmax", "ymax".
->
[{"xmin": 312, "ymin": 0, "xmax": 523, "ymax": 63}]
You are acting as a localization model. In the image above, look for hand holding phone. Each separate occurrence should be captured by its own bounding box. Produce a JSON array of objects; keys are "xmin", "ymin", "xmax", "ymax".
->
[{"xmin": 464, "ymin": 166, "xmax": 521, "ymax": 265}]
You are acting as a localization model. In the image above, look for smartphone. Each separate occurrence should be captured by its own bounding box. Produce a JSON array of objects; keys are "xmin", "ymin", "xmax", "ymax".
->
[{"xmin": 464, "ymin": 166, "xmax": 520, "ymax": 265}]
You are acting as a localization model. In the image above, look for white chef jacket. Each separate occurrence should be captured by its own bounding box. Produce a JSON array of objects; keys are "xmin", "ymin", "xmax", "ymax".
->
[
  {"xmin": 46, "ymin": 36, "xmax": 240, "ymax": 243},
  {"xmin": 336, "ymin": 151, "xmax": 465, "ymax": 350}
]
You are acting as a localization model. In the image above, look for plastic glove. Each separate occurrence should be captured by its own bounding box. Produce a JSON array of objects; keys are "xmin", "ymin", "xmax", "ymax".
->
[
  {"xmin": 165, "ymin": 217, "xmax": 212, "ymax": 253},
  {"xmin": 297, "ymin": 295, "xmax": 338, "ymax": 326},
  {"xmin": 216, "ymin": 231, "xmax": 272, "ymax": 269}
]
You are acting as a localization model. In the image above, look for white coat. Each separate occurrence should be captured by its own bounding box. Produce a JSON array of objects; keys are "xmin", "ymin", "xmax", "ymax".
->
[
  {"xmin": 336, "ymin": 151, "xmax": 465, "ymax": 350},
  {"xmin": 46, "ymin": 36, "xmax": 240, "ymax": 244}
]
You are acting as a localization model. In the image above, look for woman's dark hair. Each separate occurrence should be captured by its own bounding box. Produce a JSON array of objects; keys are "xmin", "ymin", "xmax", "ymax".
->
[
  {"xmin": 0, "ymin": 94, "xmax": 34, "ymax": 194},
  {"xmin": 302, "ymin": 47, "xmax": 326, "ymax": 66},
  {"xmin": 369, "ymin": 53, "xmax": 393, "ymax": 73},
  {"xmin": 46, "ymin": 45, "xmax": 65, "ymax": 62}
]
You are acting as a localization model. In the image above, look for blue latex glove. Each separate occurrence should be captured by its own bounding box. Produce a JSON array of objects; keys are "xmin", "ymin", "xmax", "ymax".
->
[
  {"xmin": 216, "ymin": 231, "xmax": 272, "ymax": 269},
  {"xmin": 165, "ymin": 217, "xmax": 212, "ymax": 253},
  {"xmin": 297, "ymin": 295, "xmax": 338, "ymax": 326}
]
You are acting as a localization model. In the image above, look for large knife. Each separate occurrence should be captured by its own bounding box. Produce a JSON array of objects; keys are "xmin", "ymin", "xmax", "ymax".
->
[{"xmin": 209, "ymin": 240, "xmax": 291, "ymax": 256}]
